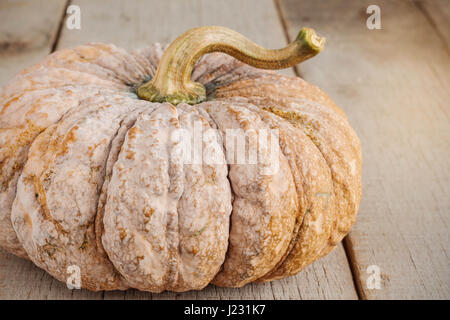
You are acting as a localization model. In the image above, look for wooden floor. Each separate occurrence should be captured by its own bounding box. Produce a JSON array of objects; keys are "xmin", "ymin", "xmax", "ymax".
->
[{"xmin": 0, "ymin": 0, "xmax": 448, "ymax": 300}]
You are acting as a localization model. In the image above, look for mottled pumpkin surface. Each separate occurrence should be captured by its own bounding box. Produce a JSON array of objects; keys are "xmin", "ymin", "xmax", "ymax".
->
[{"xmin": 0, "ymin": 43, "xmax": 361, "ymax": 291}]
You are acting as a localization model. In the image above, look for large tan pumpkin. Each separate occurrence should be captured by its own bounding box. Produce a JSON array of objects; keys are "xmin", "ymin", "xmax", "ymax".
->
[{"xmin": 0, "ymin": 26, "xmax": 361, "ymax": 292}]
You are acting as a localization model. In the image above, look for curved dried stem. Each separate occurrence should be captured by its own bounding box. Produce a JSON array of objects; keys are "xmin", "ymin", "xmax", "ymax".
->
[{"xmin": 137, "ymin": 26, "xmax": 325, "ymax": 105}]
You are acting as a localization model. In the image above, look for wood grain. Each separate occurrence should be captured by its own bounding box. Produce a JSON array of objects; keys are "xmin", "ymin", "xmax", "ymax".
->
[
  {"xmin": 279, "ymin": 0, "xmax": 450, "ymax": 299},
  {"xmin": 57, "ymin": 0, "xmax": 294, "ymax": 76},
  {"xmin": 0, "ymin": 0, "xmax": 68, "ymax": 85},
  {"xmin": 416, "ymin": 0, "xmax": 450, "ymax": 50},
  {"xmin": 0, "ymin": 0, "xmax": 358, "ymax": 300}
]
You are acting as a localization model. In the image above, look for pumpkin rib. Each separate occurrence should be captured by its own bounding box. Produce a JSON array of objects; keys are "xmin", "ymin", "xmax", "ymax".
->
[
  {"xmin": 94, "ymin": 105, "xmax": 152, "ymax": 290},
  {"xmin": 244, "ymin": 106, "xmax": 309, "ymax": 279},
  {"xmin": 193, "ymin": 53, "xmax": 266, "ymax": 91},
  {"xmin": 130, "ymin": 49, "xmax": 157, "ymax": 81},
  {"xmin": 0, "ymin": 67, "xmax": 126, "ymax": 104},
  {"xmin": 256, "ymin": 99, "xmax": 359, "ymax": 248},
  {"xmin": 191, "ymin": 54, "xmax": 237, "ymax": 83},
  {"xmin": 274, "ymin": 102, "xmax": 361, "ymax": 245},
  {"xmin": 11, "ymin": 94, "xmax": 148, "ymax": 290},
  {"xmin": 203, "ymin": 64, "xmax": 243, "ymax": 91},
  {"xmin": 101, "ymin": 104, "xmax": 232, "ymax": 291},
  {"xmin": 213, "ymin": 74, "xmax": 346, "ymax": 119},
  {"xmin": 256, "ymin": 100, "xmax": 361, "ymax": 269},
  {"xmin": 200, "ymin": 101, "xmax": 298, "ymax": 288},
  {"xmin": 0, "ymin": 90, "xmax": 112, "ymax": 257},
  {"xmin": 22, "ymin": 44, "xmax": 152, "ymax": 88},
  {"xmin": 1, "ymin": 87, "xmax": 130, "ymax": 126},
  {"xmin": 208, "ymin": 70, "xmax": 359, "ymax": 278},
  {"xmin": 41, "ymin": 48, "xmax": 130, "ymax": 86},
  {"xmin": 76, "ymin": 43, "xmax": 150, "ymax": 86},
  {"xmin": 175, "ymin": 104, "xmax": 232, "ymax": 291},
  {"xmin": 193, "ymin": 100, "xmax": 262, "ymax": 281},
  {"xmin": 212, "ymin": 75, "xmax": 361, "ymax": 247},
  {"xmin": 7, "ymin": 46, "xmax": 126, "ymax": 86},
  {"xmin": 132, "ymin": 43, "xmax": 166, "ymax": 79},
  {"xmin": 0, "ymin": 87, "xmax": 138, "ymax": 257},
  {"xmin": 186, "ymin": 101, "xmax": 237, "ymax": 286},
  {"xmin": 100, "ymin": 105, "xmax": 164, "ymax": 291},
  {"xmin": 262, "ymin": 121, "xmax": 336, "ymax": 278},
  {"xmin": 236, "ymin": 102, "xmax": 336, "ymax": 281},
  {"xmin": 0, "ymin": 82, "xmax": 126, "ymax": 119}
]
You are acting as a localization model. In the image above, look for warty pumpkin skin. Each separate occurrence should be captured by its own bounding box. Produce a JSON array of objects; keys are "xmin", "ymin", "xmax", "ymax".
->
[{"xmin": 0, "ymin": 27, "xmax": 362, "ymax": 292}]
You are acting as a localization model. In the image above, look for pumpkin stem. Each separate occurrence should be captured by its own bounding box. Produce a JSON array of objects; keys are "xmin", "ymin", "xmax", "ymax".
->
[{"xmin": 137, "ymin": 26, "xmax": 325, "ymax": 105}]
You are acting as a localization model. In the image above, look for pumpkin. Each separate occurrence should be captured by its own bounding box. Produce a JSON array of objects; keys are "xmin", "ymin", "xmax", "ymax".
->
[{"xmin": 0, "ymin": 26, "xmax": 362, "ymax": 292}]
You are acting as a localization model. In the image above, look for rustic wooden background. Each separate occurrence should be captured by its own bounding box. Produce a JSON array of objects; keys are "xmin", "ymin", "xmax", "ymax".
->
[{"xmin": 0, "ymin": 0, "xmax": 448, "ymax": 300}]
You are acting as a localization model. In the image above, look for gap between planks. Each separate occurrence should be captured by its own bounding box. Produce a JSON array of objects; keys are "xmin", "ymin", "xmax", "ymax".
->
[{"xmin": 50, "ymin": 0, "xmax": 71, "ymax": 53}]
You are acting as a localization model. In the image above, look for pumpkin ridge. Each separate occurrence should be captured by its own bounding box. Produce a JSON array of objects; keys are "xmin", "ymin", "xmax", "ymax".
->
[
  {"xmin": 101, "ymin": 103, "xmax": 231, "ymax": 291},
  {"xmin": 256, "ymin": 109, "xmax": 336, "ymax": 279},
  {"xmin": 1, "ymin": 67, "xmax": 127, "ymax": 101},
  {"xmin": 200, "ymin": 101, "xmax": 298, "ymax": 287},
  {"xmin": 212, "ymin": 74, "xmax": 347, "ymax": 119},
  {"xmin": 186, "ymin": 103, "xmax": 234, "ymax": 284},
  {"xmin": 165, "ymin": 106, "xmax": 184, "ymax": 290},
  {"xmin": 77, "ymin": 43, "xmax": 149, "ymax": 86},
  {"xmin": 214, "ymin": 82, "xmax": 360, "ymax": 248},
  {"xmin": 202, "ymin": 64, "xmax": 243, "ymax": 93},
  {"xmin": 170, "ymin": 104, "xmax": 231, "ymax": 291},
  {"xmin": 0, "ymin": 87, "xmax": 127, "ymax": 119},
  {"xmin": 197, "ymin": 99, "xmax": 308, "ymax": 282},
  {"xmin": 11, "ymin": 95, "xmax": 148, "ymax": 290},
  {"xmin": 100, "ymin": 105, "xmax": 167, "ymax": 289},
  {"xmin": 43, "ymin": 47, "xmax": 129, "ymax": 86},
  {"xmin": 130, "ymin": 48, "xmax": 157, "ymax": 81},
  {"xmin": 189, "ymin": 101, "xmax": 234, "ymax": 283},
  {"xmin": 190, "ymin": 54, "xmax": 235, "ymax": 83},
  {"xmin": 195, "ymin": 57, "xmax": 246, "ymax": 86},
  {"xmin": 193, "ymin": 54, "xmax": 266, "ymax": 92},
  {"xmin": 94, "ymin": 104, "xmax": 154, "ymax": 289},
  {"xmin": 73, "ymin": 99, "xmax": 153, "ymax": 289},
  {"xmin": 235, "ymin": 102, "xmax": 336, "ymax": 281},
  {"xmin": 132, "ymin": 43, "xmax": 166, "ymax": 80},
  {"xmin": 205, "ymin": 72, "xmax": 267, "ymax": 99},
  {"xmin": 295, "ymin": 121, "xmax": 347, "ymax": 249},
  {"xmin": 234, "ymin": 103, "xmax": 309, "ymax": 279},
  {"xmin": 0, "ymin": 90, "xmax": 114, "ymax": 257},
  {"xmin": 263, "ymin": 103, "xmax": 360, "ymax": 247}
]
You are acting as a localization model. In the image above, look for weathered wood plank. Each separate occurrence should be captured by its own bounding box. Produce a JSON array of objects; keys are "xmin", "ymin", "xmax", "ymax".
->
[
  {"xmin": 57, "ymin": 0, "xmax": 293, "ymax": 76},
  {"xmin": 0, "ymin": 0, "xmax": 358, "ymax": 299},
  {"xmin": 279, "ymin": 0, "xmax": 450, "ymax": 299},
  {"xmin": 0, "ymin": 0, "xmax": 68, "ymax": 85}
]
